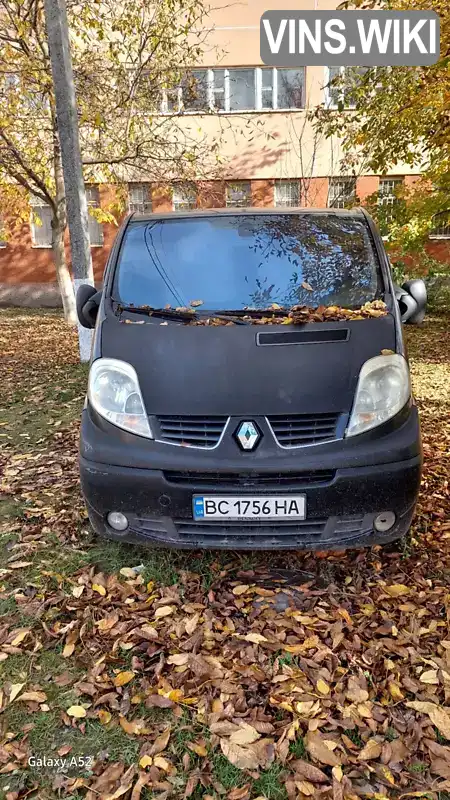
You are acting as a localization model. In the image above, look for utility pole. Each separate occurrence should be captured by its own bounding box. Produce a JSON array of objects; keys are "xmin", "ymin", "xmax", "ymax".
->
[{"xmin": 43, "ymin": 0, "xmax": 94, "ymax": 362}]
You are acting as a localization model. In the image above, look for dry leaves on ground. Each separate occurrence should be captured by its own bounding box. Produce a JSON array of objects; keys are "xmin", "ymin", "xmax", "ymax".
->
[{"xmin": 0, "ymin": 311, "xmax": 449, "ymax": 800}]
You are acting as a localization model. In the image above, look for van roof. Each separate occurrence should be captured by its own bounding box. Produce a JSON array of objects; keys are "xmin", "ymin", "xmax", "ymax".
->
[{"xmin": 128, "ymin": 207, "xmax": 367, "ymax": 223}]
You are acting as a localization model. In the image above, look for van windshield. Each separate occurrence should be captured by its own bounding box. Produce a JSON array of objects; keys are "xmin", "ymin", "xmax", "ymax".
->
[{"xmin": 114, "ymin": 214, "xmax": 380, "ymax": 311}]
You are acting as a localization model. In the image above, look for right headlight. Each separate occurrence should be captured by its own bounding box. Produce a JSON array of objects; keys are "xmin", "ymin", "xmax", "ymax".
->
[
  {"xmin": 88, "ymin": 358, "xmax": 153, "ymax": 439},
  {"xmin": 346, "ymin": 354, "xmax": 411, "ymax": 438}
]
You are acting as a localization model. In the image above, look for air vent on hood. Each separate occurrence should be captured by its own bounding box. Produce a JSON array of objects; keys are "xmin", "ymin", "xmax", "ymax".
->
[
  {"xmin": 156, "ymin": 415, "xmax": 228, "ymax": 447},
  {"xmin": 267, "ymin": 412, "xmax": 340, "ymax": 447},
  {"xmin": 256, "ymin": 329, "xmax": 349, "ymax": 346}
]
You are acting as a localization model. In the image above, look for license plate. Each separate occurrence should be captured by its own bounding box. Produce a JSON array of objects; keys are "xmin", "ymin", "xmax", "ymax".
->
[{"xmin": 192, "ymin": 495, "xmax": 306, "ymax": 521}]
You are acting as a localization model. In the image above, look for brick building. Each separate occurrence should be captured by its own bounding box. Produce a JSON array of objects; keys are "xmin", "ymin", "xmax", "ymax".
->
[{"xmin": 1, "ymin": 0, "xmax": 449, "ymax": 306}]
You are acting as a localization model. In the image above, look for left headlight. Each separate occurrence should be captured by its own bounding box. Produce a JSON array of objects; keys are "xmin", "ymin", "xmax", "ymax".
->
[
  {"xmin": 346, "ymin": 354, "xmax": 411, "ymax": 438},
  {"xmin": 88, "ymin": 358, "xmax": 153, "ymax": 439}
]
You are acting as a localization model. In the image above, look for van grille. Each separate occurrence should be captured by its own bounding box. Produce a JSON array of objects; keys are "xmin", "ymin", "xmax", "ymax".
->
[
  {"xmin": 267, "ymin": 412, "xmax": 340, "ymax": 447},
  {"xmin": 156, "ymin": 415, "xmax": 228, "ymax": 447},
  {"xmin": 175, "ymin": 518, "xmax": 328, "ymax": 537},
  {"xmin": 164, "ymin": 470, "xmax": 335, "ymax": 487}
]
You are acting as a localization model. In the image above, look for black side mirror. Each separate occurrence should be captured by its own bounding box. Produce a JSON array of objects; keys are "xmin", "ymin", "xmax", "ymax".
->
[
  {"xmin": 402, "ymin": 279, "xmax": 427, "ymax": 324},
  {"xmin": 76, "ymin": 284, "xmax": 102, "ymax": 329}
]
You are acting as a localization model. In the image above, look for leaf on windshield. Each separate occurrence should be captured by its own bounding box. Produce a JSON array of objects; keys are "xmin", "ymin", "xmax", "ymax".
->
[{"xmin": 190, "ymin": 300, "xmax": 204, "ymax": 307}]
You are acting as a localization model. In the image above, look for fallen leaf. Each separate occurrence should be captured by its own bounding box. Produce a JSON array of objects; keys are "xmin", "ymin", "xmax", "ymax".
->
[
  {"xmin": 229, "ymin": 723, "xmax": 261, "ymax": 746},
  {"xmin": 242, "ymin": 633, "xmax": 268, "ymax": 644},
  {"xmin": 18, "ymin": 691, "xmax": 47, "ymax": 703},
  {"xmin": 167, "ymin": 653, "xmax": 189, "ymax": 666},
  {"xmin": 220, "ymin": 738, "xmax": 259, "ymax": 770},
  {"xmin": 407, "ymin": 701, "xmax": 450, "ymax": 739},
  {"xmin": 384, "ymin": 584, "xmax": 409, "ymax": 597},
  {"xmin": 11, "ymin": 629, "xmax": 30, "ymax": 646},
  {"xmin": 155, "ymin": 606, "xmax": 175, "ymax": 618},
  {"xmin": 92, "ymin": 583, "xmax": 106, "ymax": 596},
  {"xmin": 358, "ymin": 738, "xmax": 382, "ymax": 761},
  {"xmin": 420, "ymin": 669, "xmax": 439, "ymax": 685},
  {"xmin": 114, "ymin": 671, "xmax": 135, "ymax": 687},
  {"xmin": 294, "ymin": 760, "xmax": 329, "ymax": 783},
  {"xmin": 149, "ymin": 727, "xmax": 171, "ymax": 755},
  {"xmin": 306, "ymin": 732, "xmax": 340, "ymax": 766},
  {"xmin": 67, "ymin": 705, "xmax": 87, "ymax": 718},
  {"xmin": 9, "ymin": 683, "xmax": 25, "ymax": 703},
  {"xmin": 316, "ymin": 679, "xmax": 330, "ymax": 696}
]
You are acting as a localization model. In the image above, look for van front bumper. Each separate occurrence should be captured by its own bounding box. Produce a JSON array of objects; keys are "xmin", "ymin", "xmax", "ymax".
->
[{"xmin": 79, "ymin": 408, "xmax": 422, "ymax": 550}]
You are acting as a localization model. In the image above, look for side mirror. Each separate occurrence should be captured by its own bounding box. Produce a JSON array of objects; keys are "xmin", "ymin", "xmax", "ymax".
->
[
  {"xmin": 393, "ymin": 280, "xmax": 427, "ymax": 325},
  {"xmin": 76, "ymin": 284, "xmax": 102, "ymax": 329},
  {"xmin": 402, "ymin": 279, "xmax": 427, "ymax": 324}
]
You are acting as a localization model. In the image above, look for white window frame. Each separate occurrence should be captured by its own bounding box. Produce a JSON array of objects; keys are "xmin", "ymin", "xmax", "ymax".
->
[
  {"xmin": 430, "ymin": 212, "xmax": 450, "ymax": 239},
  {"xmin": 85, "ymin": 186, "xmax": 104, "ymax": 247},
  {"xmin": 161, "ymin": 67, "xmax": 305, "ymax": 114},
  {"xmin": 172, "ymin": 184, "xmax": 197, "ymax": 211},
  {"xmin": 274, "ymin": 180, "xmax": 300, "ymax": 208},
  {"xmin": 325, "ymin": 66, "xmax": 359, "ymax": 109},
  {"xmin": 225, "ymin": 181, "xmax": 252, "ymax": 208},
  {"xmin": 328, "ymin": 177, "xmax": 357, "ymax": 209},
  {"xmin": 378, "ymin": 178, "xmax": 403, "ymax": 217},
  {"xmin": 30, "ymin": 194, "xmax": 53, "ymax": 249},
  {"xmin": 128, "ymin": 183, "xmax": 152, "ymax": 214}
]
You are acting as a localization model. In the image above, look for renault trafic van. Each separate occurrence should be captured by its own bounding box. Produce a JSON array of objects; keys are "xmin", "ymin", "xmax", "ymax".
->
[{"xmin": 77, "ymin": 209, "xmax": 426, "ymax": 550}]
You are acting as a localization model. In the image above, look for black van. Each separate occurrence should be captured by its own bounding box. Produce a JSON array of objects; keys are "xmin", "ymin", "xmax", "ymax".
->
[{"xmin": 77, "ymin": 208, "xmax": 426, "ymax": 550}]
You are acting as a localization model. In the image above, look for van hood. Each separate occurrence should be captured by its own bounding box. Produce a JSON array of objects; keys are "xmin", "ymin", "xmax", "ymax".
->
[{"xmin": 100, "ymin": 313, "xmax": 397, "ymax": 417}]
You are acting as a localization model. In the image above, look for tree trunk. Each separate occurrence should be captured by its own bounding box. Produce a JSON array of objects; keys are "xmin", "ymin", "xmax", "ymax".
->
[{"xmin": 52, "ymin": 217, "xmax": 76, "ymax": 325}]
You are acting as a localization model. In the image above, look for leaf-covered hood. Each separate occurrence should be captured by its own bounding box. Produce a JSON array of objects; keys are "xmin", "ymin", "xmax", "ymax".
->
[{"xmin": 99, "ymin": 313, "xmax": 398, "ymax": 417}]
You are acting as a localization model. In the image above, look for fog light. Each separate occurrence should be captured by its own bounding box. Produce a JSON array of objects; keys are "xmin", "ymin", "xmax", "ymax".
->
[
  {"xmin": 107, "ymin": 511, "xmax": 129, "ymax": 532},
  {"xmin": 374, "ymin": 511, "xmax": 396, "ymax": 533}
]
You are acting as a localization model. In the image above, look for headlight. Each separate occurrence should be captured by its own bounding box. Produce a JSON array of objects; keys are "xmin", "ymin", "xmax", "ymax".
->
[
  {"xmin": 88, "ymin": 358, "xmax": 153, "ymax": 439},
  {"xmin": 346, "ymin": 354, "xmax": 411, "ymax": 437}
]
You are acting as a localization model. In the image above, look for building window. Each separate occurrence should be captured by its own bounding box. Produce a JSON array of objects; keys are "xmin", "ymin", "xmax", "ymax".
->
[
  {"xmin": 128, "ymin": 183, "xmax": 152, "ymax": 214},
  {"xmin": 378, "ymin": 178, "xmax": 403, "ymax": 220},
  {"xmin": 85, "ymin": 186, "xmax": 103, "ymax": 246},
  {"xmin": 30, "ymin": 194, "xmax": 53, "ymax": 248},
  {"xmin": 274, "ymin": 180, "xmax": 300, "ymax": 208},
  {"xmin": 229, "ymin": 69, "xmax": 256, "ymax": 112},
  {"xmin": 325, "ymin": 66, "xmax": 366, "ymax": 108},
  {"xmin": 430, "ymin": 212, "xmax": 450, "ymax": 238},
  {"xmin": 182, "ymin": 71, "xmax": 209, "ymax": 111},
  {"xmin": 162, "ymin": 67, "xmax": 305, "ymax": 113},
  {"xmin": 172, "ymin": 184, "xmax": 196, "ymax": 211},
  {"xmin": 328, "ymin": 177, "xmax": 357, "ymax": 209},
  {"xmin": 225, "ymin": 181, "xmax": 251, "ymax": 208}
]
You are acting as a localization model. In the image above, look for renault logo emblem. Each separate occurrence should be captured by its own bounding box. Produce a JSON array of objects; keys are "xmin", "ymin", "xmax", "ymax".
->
[{"xmin": 235, "ymin": 421, "xmax": 261, "ymax": 451}]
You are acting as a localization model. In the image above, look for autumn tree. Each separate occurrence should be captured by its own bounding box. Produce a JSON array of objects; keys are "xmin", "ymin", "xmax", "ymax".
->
[
  {"xmin": 0, "ymin": 0, "xmax": 219, "ymax": 322},
  {"xmin": 312, "ymin": 0, "xmax": 450, "ymax": 259}
]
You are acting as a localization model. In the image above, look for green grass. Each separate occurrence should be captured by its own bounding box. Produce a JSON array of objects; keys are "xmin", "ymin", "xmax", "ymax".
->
[
  {"xmin": 385, "ymin": 727, "xmax": 398, "ymax": 742},
  {"xmin": 210, "ymin": 754, "xmax": 247, "ymax": 791},
  {"xmin": 0, "ymin": 363, "xmax": 88, "ymax": 451},
  {"xmin": 408, "ymin": 762, "xmax": 428, "ymax": 773},
  {"xmin": 343, "ymin": 728, "xmax": 363, "ymax": 748},
  {"xmin": 288, "ymin": 736, "xmax": 306, "ymax": 759},
  {"xmin": 252, "ymin": 764, "xmax": 288, "ymax": 800}
]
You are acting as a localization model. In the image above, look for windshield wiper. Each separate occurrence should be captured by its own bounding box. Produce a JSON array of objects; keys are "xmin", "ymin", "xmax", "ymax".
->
[
  {"xmin": 115, "ymin": 303, "xmax": 199, "ymax": 322},
  {"xmin": 215, "ymin": 308, "xmax": 290, "ymax": 318},
  {"xmin": 114, "ymin": 303, "xmax": 250, "ymax": 325}
]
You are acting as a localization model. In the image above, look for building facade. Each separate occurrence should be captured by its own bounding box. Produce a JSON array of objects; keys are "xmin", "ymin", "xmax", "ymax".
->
[{"xmin": 0, "ymin": 0, "xmax": 448, "ymax": 306}]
